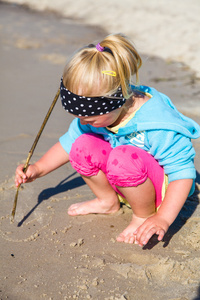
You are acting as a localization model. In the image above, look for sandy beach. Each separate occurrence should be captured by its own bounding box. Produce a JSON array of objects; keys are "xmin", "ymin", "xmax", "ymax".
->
[
  {"xmin": 3, "ymin": 0, "xmax": 200, "ymax": 79},
  {"xmin": 0, "ymin": 1, "xmax": 200, "ymax": 299}
]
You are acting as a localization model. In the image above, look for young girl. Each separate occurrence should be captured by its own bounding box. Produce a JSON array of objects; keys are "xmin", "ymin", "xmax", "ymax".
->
[{"xmin": 15, "ymin": 33, "xmax": 200, "ymax": 247}]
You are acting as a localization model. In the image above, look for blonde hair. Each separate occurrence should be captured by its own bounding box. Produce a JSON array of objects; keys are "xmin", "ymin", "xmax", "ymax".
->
[{"xmin": 63, "ymin": 33, "xmax": 142, "ymax": 99}]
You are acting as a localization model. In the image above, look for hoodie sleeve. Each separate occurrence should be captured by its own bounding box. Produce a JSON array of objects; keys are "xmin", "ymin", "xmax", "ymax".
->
[
  {"xmin": 147, "ymin": 129, "xmax": 196, "ymax": 182},
  {"xmin": 59, "ymin": 118, "xmax": 92, "ymax": 154}
]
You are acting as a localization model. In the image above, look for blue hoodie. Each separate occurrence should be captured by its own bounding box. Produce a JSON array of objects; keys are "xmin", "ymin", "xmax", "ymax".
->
[{"xmin": 59, "ymin": 85, "xmax": 200, "ymax": 190}]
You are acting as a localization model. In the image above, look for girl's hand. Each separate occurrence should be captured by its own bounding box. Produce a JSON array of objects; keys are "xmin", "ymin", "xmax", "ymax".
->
[
  {"xmin": 134, "ymin": 179, "xmax": 193, "ymax": 247},
  {"xmin": 14, "ymin": 142, "xmax": 70, "ymax": 188},
  {"xmin": 15, "ymin": 164, "xmax": 39, "ymax": 187},
  {"xmin": 134, "ymin": 214, "xmax": 169, "ymax": 247}
]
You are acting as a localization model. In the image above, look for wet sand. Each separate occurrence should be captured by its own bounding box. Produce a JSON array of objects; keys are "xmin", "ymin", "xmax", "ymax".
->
[{"xmin": 0, "ymin": 2, "xmax": 200, "ymax": 300}]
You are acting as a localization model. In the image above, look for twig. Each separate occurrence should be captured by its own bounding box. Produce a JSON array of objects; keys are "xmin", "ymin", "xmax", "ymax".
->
[{"xmin": 11, "ymin": 88, "xmax": 60, "ymax": 222}]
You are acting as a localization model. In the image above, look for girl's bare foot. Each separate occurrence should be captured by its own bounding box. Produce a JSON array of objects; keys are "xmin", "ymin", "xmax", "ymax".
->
[
  {"xmin": 116, "ymin": 214, "xmax": 147, "ymax": 244},
  {"xmin": 68, "ymin": 197, "xmax": 120, "ymax": 216}
]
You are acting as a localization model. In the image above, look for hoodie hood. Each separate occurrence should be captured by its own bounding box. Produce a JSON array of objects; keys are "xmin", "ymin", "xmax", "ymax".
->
[{"xmin": 118, "ymin": 85, "xmax": 200, "ymax": 139}]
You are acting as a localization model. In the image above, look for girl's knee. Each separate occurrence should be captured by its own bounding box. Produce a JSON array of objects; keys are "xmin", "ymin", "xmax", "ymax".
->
[
  {"xmin": 107, "ymin": 146, "xmax": 148, "ymax": 187},
  {"xmin": 70, "ymin": 134, "xmax": 102, "ymax": 159},
  {"xmin": 69, "ymin": 133, "xmax": 112, "ymax": 176}
]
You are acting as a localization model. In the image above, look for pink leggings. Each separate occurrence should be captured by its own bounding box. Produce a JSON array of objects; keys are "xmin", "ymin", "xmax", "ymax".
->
[{"xmin": 69, "ymin": 133, "xmax": 165, "ymax": 208}]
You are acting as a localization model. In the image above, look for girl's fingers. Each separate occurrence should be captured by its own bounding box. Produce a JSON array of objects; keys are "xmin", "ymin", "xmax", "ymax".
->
[
  {"xmin": 136, "ymin": 226, "xmax": 156, "ymax": 246},
  {"xmin": 135, "ymin": 221, "xmax": 157, "ymax": 245},
  {"xmin": 136, "ymin": 226, "xmax": 165, "ymax": 246},
  {"xmin": 157, "ymin": 229, "xmax": 165, "ymax": 241},
  {"xmin": 15, "ymin": 165, "xmax": 27, "ymax": 186},
  {"xmin": 141, "ymin": 227, "xmax": 158, "ymax": 245},
  {"xmin": 134, "ymin": 223, "xmax": 148, "ymax": 244},
  {"xmin": 15, "ymin": 166, "xmax": 25, "ymax": 177},
  {"xmin": 15, "ymin": 175, "xmax": 25, "ymax": 187}
]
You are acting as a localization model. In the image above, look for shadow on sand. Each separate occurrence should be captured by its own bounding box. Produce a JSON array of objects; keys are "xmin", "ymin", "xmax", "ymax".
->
[
  {"xmin": 17, "ymin": 170, "xmax": 200, "ymax": 250},
  {"xmin": 17, "ymin": 171, "xmax": 85, "ymax": 227},
  {"xmin": 193, "ymin": 285, "xmax": 200, "ymax": 300}
]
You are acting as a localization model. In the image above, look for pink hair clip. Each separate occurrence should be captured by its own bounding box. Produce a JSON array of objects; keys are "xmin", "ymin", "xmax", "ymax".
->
[{"xmin": 96, "ymin": 43, "xmax": 105, "ymax": 52}]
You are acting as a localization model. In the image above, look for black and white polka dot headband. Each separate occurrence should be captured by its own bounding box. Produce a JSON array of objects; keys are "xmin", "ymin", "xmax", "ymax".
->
[{"xmin": 60, "ymin": 77, "xmax": 126, "ymax": 117}]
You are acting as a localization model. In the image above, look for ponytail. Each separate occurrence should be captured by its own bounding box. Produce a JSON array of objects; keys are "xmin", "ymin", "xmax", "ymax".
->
[
  {"xmin": 63, "ymin": 33, "xmax": 142, "ymax": 99},
  {"xmin": 99, "ymin": 33, "xmax": 142, "ymax": 98}
]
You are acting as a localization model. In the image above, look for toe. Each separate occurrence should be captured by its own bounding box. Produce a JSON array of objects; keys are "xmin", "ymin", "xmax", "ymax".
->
[
  {"xmin": 117, "ymin": 232, "xmax": 136, "ymax": 244},
  {"xmin": 116, "ymin": 233, "xmax": 125, "ymax": 242},
  {"xmin": 127, "ymin": 234, "xmax": 135, "ymax": 244},
  {"xmin": 68, "ymin": 208, "xmax": 79, "ymax": 216},
  {"xmin": 124, "ymin": 233, "xmax": 132, "ymax": 243}
]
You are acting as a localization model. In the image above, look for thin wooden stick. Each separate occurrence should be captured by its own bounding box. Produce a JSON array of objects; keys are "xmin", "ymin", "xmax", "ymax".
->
[{"xmin": 11, "ymin": 88, "xmax": 60, "ymax": 223}]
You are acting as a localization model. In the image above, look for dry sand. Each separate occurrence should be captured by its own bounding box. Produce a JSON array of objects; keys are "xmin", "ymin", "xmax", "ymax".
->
[
  {"xmin": 0, "ymin": 2, "xmax": 200, "ymax": 300},
  {"xmin": 3, "ymin": 0, "xmax": 200, "ymax": 78}
]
